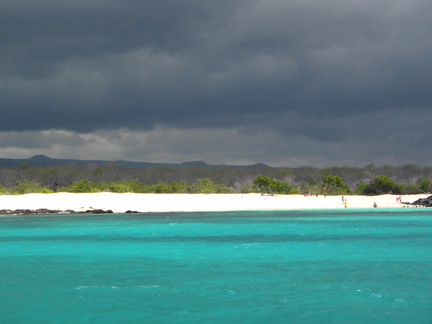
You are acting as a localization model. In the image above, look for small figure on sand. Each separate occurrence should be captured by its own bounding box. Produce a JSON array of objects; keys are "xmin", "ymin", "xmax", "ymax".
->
[
  {"xmin": 373, "ymin": 202, "xmax": 378, "ymax": 208},
  {"xmin": 323, "ymin": 187, "xmax": 327, "ymax": 197},
  {"xmin": 396, "ymin": 196, "xmax": 402, "ymax": 203},
  {"xmin": 343, "ymin": 199, "xmax": 348, "ymax": 208},
  {"xmin": 341, "ymin": 195, "xmax": 344, "ymax": 204}
]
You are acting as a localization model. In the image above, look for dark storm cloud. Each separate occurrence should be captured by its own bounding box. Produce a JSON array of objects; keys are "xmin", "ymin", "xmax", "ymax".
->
[{"xmin": 0, "ymin": 0, "xmax": 431, "ymax": 165}]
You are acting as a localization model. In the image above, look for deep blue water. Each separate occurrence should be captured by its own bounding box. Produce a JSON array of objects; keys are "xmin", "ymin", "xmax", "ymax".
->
[{"xmin": 1, "ymin": 209, "xmax": 432, "ymax": 323}]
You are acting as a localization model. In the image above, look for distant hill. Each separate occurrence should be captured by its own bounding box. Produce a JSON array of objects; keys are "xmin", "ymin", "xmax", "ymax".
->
[
  {"xmin": 0, "ymin": 155, "xmax": 271, "ymax": 168},
  {"xmin": 180, "ymin": 161, "xmax": 209, "ymax": 167}
]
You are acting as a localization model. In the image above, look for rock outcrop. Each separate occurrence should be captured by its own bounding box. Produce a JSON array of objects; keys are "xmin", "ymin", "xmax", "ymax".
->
[
  {"xmin": 407, "ymin": 195, "xmax": 432, "ymax": 207},
  {"xmin": 0, "ymin": 209, "xmax": 118, "ymax": 215}
]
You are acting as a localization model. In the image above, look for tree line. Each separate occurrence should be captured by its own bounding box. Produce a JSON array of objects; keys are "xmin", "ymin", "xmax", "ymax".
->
[{"xmin": 0, "ymin": 163, "xmax": 431, "ymax": 195}]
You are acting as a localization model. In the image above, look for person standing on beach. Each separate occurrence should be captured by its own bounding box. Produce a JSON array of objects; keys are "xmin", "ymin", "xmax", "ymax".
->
[
  {"xmin": 344, "ymin": 199, "xmax": 348, "ymax": 208},
  {"xmin": 323, "ymin": 187, "xmax": 327, "ymax": 197},
  {"xmin": 341, "ymin": 195, "xmax": 344, "ymax": 204}
]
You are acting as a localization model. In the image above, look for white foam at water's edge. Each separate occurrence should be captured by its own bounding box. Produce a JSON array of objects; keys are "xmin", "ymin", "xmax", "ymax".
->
[
  {"xmin": 75, "ymin": 284, "xmax": 161, "ymax": 290},
  {"xmin": 75, "ymin": 285, "xmax": 100, "ymax": 290}
]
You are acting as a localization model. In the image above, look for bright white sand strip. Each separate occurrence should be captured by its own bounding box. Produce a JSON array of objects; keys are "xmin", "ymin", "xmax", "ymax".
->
[{"xmin": 0, "ymin": 193, "xmax": 428, "ymax": 213}]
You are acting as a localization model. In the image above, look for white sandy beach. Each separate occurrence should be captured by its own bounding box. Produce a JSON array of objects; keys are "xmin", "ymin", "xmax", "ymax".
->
[{"xmin": 0, "ymin": 193, "xmax": 428, "ymax": 214}]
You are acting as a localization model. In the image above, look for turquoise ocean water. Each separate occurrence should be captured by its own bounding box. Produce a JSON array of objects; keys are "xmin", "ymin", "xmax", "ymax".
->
[{"xmin": 1, "ymin": 209, "xmax": 432, "ymax": 323}]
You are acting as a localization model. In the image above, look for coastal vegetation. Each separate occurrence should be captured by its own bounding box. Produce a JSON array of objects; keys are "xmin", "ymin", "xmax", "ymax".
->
[{"xmin": 0, "ymin": 163, "xmax": 431, "ymax": 195}]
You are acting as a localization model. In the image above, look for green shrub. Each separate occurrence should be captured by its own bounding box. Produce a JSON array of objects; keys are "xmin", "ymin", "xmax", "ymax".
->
[
  {"xmin": 322, "ymin": 175, "xmax": 351, "ymax": 195},
  {"xmin": 417, "ymin": 177, "xmax": 431, "ymax": 193},
  {"xmin": 253, "ymin": 175, "xmax": 298, "ymax": 194},
  {"xmin": 0, "ymin": 183, "xmax": 7, "ymax": 194},
  {"xmin": 12, "ymin": 180, "xmax": 47, "ymax": 194},
  {"xmin": 402, "ymin": 183, "xmax": 419, "ymax": 194},
  {"xmin": 60, "ymin": 179, "xmax": 101, "ymax": 193},
  {"xmin": 192, "ymin": 178, "xmax": 227, "ymax": 193},
  {"xmin": 356, "ymin": 176, "xmax": 402, "ymax": 195}
]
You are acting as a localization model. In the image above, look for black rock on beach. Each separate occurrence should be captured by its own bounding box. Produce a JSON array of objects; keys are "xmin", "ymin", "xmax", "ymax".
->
[
  {"xmin": 407, "ymin": 195, "xmax": 432, "ymax": 207},
  {"xmin": 0, "ymin": 209, "xmax": 62, "ymax": 215},
  {"xmin": 0, "ymin": 209, "xmax": 117, "ymax": 215}
]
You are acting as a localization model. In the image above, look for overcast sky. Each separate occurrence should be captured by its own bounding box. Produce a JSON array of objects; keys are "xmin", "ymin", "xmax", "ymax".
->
[{"xmin": 1, "ymin": 0, "xmax": 431, "ymax": 167}]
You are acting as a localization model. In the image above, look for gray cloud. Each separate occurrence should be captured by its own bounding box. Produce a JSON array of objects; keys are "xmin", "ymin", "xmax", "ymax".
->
[{"xmin": 0, "ymin": 0, "xmax": 431, "ymax": 166}]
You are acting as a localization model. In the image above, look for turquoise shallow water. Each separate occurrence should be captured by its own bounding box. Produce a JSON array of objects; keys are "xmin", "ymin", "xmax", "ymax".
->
[{"xmin": 1, "ymin": 209, "xmax": 432, "ymax": 323}]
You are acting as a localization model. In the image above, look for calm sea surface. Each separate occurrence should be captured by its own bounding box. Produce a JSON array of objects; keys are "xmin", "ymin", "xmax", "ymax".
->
[{"xmin": 1, "ymin": 209, "xmax": 432, "ymax": 323}]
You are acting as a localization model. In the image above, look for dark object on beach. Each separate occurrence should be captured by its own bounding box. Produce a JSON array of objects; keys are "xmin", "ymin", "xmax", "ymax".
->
[
  {"xmin": 407, "ymin": 195, "xmax": 432, "ymax": 207},
  {"xmin": 0, "ymin": 208, "xmax": 116, "ymax": 215},
  {"xmin": 83, "ymin": 209, "xmax": 114, "ymax": 214},
  {"xmin": 125, "ymin": 210, "xmax": 140, "ymax": 213},
  {"xmin": 0, "ymin": 209, "xmax": 62, "ymax": 215}
]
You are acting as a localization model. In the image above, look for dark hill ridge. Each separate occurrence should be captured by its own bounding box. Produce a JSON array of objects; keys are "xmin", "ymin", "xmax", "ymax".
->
[
  {"xmin": 181, "ymin": 161, "xmax": 209, "ymax": 167},
  {"xmin": 0, "ymin": 155, "xmax": 271, "ymax": 169}
]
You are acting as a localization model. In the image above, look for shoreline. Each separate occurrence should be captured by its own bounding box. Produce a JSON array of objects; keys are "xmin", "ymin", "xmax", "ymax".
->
[{"xmin": 0, "ymin": 193, "xmax": 429, "ymax": 215}]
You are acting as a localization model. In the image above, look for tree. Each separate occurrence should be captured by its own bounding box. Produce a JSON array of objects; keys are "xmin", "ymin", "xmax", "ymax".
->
[
  {"xmin": 402, "ymin": 183, "xmax": 419, "ymax": 194},
  {"xmin": 253, "ymin": 175, "xmax": 275, "ymax": 193},
  {"xmin": 0, "ymin": 162, "xmax": 431, "ymax": 195},
  {"xmin": 357, "ymin": 176, "xmax": 402, "ymax": 195},
  {"xmin": 192, "ymin": 178, "xmax": 226, "ymax": 193},
  {"xmin": 271, "ymin": 180, "xmax": 298, "ymax": 194},
  {"xmin": 417, "ymin": 177, "xmax": 431, "ymax": 193},
  {"xmin": 322, "ymin": 175, "xmax": 350, "ymax": 195},
  {"xmin": 252, "ymin": 175, "xmax": 297, "ymax": 194},
  {"xmin": 12, "ymin": 180, "xmax": 53, "ymax": 194},
  {"xmin": 60, "ymin": 179, "xmax": 100, "ymax": 193},
  {"xmin": 299, "ymin": 178, "xmax": 318, "ymax": 195}
]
